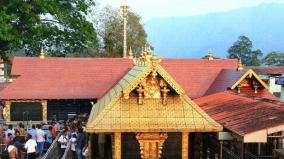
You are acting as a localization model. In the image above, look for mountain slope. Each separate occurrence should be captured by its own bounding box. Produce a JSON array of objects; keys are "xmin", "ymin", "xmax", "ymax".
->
[{"xmin": 145, "ymin": 3, "xmax": 284, "ymax": 58}]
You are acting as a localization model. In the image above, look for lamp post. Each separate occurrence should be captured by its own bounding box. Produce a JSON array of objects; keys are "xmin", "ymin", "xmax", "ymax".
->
[{"xmin": 120, "ymin": 2, "xmax": 128, "ymax": 58}]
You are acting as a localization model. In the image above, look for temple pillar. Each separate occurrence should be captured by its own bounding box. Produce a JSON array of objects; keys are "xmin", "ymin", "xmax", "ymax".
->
[
  {"xmin": 182, "ymin": 132, "xmax": 190, "ymax": 159},
  {"xmin": 41, "ymin": 100, "xmax": 47, "ymax": 123},
  {"xmin": 113, "ymin": 132, "xmax": 121, "ymax": 159},
  {"xmin": 136, "ymin": 132, "xmax": 168, "ymax": 159},
  {"xmin": 5, "ymin": 101, "xmax": 11, "ymax": 123}
]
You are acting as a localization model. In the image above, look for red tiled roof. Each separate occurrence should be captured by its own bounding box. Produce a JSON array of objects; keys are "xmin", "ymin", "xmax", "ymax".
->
[
  {"xmin": 248, "ymin": 66, "xmax": 284, "ymax": 75},
  {"xmin": 0, "ymin": 57, "xmax": 239, "ymax": 100},
  {"xmin": 2, "ymin": 57, "xmax": 133, "ymax": 99},
  {"xmin": 194, "ymin": 92, "xmax": 284, "ymax": 135},
  {"xmin": 161, "ymin": 59, "xmax": 239, "ymax": 99}
]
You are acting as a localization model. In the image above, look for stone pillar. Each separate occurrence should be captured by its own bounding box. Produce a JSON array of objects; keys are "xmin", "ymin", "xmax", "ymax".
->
[
  {"xmin": 136, "ymin": 133, "xmax": 168, "ymax": 159},
  {"xmin": 113, "ymin": 132, "xmax": 121, "ymax": 159},
  {"xmin": 182, "ymin": 132, "xmax": 189, "ymax": 159}
]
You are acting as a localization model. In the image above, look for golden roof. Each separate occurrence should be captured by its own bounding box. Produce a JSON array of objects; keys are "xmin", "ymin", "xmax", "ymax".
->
[{"xmin": 86, "ymin": 56, "xmax": 222, "ymax": 133}]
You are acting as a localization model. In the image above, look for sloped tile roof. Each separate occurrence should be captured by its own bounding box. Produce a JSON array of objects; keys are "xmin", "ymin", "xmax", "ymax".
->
[
  {"xmin": 1, "ymin": 57, "xmax": 133, "ymax": 99},
  {"xmin": 160, "ymin": 59, "xmax": 239, "ymax": 99},
  {"xmin": 248, "ymin": 66, "xmax": 284, "ymax": 75},
  {"xmin": 194, "ymin": 92, "xmax": 284, "ymax": 136},
  {"xmin": 205, "ymin": 69, "xmax": 247, "ymax": 96},
  {"xmin": 0, "ymin": 57, "xmax": 238, "ymax": 99}
]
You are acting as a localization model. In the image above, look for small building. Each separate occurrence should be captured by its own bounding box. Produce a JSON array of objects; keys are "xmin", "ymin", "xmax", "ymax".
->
[{"xmin": 248, "ymin": 66, "xmax": 284, "ymax": 100}]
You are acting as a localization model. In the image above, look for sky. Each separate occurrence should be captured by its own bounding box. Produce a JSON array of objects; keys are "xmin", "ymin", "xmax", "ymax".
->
[{"xmin": 96, "ymin": 0, "xmax": 284, "ymax": 21}]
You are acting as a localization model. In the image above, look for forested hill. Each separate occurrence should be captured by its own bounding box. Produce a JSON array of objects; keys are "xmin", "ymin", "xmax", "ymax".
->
[{"xmin": 145, "ymin": 3, "xmax": 284, "ymax": 58}]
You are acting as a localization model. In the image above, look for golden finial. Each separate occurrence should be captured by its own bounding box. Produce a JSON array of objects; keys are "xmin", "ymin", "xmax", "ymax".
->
[
  {"xmin": 208, "ymin": 50, "xmax": 214, "ymax": 60},
  {"xmin": 237, "ymin": 58, "xmax": 243, "ymax": 71},
  {"xmin": 39, "ymin": 48, "xmax": 45, "ymax": 59},
  {"xmin": 134, "ymin": 45, "xmax": 161, "ymax": 66},
  {"xmin": 128, "ymin": 47, "xmax": 133, "ymax": 59},
  {"xmin": 150, "ymin": 55, "xmax": 162, "ymax": 67}
]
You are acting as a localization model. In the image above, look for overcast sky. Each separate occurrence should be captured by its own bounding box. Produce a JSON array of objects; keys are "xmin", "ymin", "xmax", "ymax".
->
[{"xmin": 96, "ymin": 0, "xmax": 284, "ymax": 20}]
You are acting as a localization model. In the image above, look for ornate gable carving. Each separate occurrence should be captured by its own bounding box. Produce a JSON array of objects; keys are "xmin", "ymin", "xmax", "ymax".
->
[{"xmin": 136, "ymin": 73, "xmax": 170, "ymax": 105}]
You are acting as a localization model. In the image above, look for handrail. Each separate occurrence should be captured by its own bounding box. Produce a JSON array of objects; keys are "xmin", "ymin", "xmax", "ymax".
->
[
  {"xmin": 223, "ymin": 146, "xmax": 241, "ymax": 159},
  {"xmin": 42, "ymin": 132, "xmax": 62, "ymax": 159},
  {"xmin": 61, "ymin": 142, "xmax": 72, "ymax": 159},
  {"xmin": 245, "ymin": 152, "xmax": 277, "ymax": 159}
]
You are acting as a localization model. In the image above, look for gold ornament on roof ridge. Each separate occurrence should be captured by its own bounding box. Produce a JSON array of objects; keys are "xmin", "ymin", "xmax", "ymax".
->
[
  {"xmin": 133, "ymin": 46, "xmax": 162, "ymax": 67},
  {"xmin": 208, "ymin": 50, "xmax": 214, "ymax": 60},
  {"xmin": 128, "ymin": 47, "xmax": 133, "ymax": 59},
  {"xmin": 237, "ymin": 58, "xmax": 244, "ymax": 71},
  {"xmin": 39, "ymin": 48, "xmax": 45, "ymax": 59}
]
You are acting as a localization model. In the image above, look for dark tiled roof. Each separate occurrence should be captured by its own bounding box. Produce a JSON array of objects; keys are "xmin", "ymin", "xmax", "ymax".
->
[
  {"xmin": 194, "ymin": 92, "xmax": 284, "ymax": 135},
  {"xmin": 0, "ymin": 83, "xmax": 8, "ymax": 91},
  {"xmin": 248, "ymin": 66, "xmax": 284, "ymax": 75},
  {"xmin": 0, "ymin": 57, "xmax": 239, "ymax": 99},
  {"xmin": 205, "ymin": 69, "xmax": 247, "ymax": 96}
]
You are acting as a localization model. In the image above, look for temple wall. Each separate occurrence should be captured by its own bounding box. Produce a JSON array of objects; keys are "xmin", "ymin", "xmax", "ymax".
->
[{"xmin": 47, "ymin": 99, "xmax": 93, "ymax": 121}]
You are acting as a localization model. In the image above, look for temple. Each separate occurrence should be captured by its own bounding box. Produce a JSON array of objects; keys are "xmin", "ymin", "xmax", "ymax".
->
[{"xmin": 0, "ymin": 50, "xmax": 284, "ymax": 158}]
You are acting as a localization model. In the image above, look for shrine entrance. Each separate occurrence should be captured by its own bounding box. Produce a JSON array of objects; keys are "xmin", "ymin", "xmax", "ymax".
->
[{"xmin": 86, "ymin": 52, "xmax": 222, "ymax": 159}]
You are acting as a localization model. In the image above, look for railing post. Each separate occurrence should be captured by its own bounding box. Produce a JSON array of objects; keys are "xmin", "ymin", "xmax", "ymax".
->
[{"xmin": 220, "ymin": 141, "xmax": 223, "ymax": 159}]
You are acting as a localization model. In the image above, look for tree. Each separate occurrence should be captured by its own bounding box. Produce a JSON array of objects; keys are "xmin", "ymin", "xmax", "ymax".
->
[
  {"xmin": 228, "ymin": 36, "xmax": 262, "ymax": 66},
  {"xmin": 0, "ymin": 0, "xmax": 98, "ymax": 60},
  {"xmin": 92, "ymin": 6, "xmax": 148, "ymax": 57},
  {"xmin": 263, "ymin": 51, "xmax": 284, "ymax": 66}
]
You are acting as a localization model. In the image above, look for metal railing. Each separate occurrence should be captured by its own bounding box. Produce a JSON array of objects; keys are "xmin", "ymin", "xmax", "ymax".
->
[
  {"xmin": 61, "ymin": 142, "xmax": 72, "ymax": 159},
  {"xmin": 223, "ymin": 146, "xmax": 241, "ymax": 159},
  {"xmin": 245, "ymin": 152, "xmax": 277, "ymax": 159},
  {"xmin": 42, "ymin": 133, "xmax": 62, "ymax": 159}
]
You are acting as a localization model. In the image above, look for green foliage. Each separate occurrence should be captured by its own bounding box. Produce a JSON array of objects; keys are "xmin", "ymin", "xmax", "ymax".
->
[
  {"xmin": 92, "ymin": 6, "xmax": 148, "ymax": 57},
  {"xmin": 0, "ymin": 0, "xmax": 98, "ymax": 60},
  {"xmin": 228, "ymin": 36, "xmax": 262, "ymax": 66},
  {"xmin": 263, "ymin": 51, "xmax": 284, "ymax": 66}
]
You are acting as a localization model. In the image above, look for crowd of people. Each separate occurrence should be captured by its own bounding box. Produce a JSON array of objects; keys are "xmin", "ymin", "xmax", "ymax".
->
[{"xmin": 0, "ymin": 119, "xmax": 88, "ymax": 159}]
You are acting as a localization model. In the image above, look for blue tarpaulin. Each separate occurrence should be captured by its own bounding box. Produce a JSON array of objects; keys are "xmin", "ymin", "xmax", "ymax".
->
[{"xmin": 275, "ymin": 76, "xmax": 284, "ymax": 85}]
